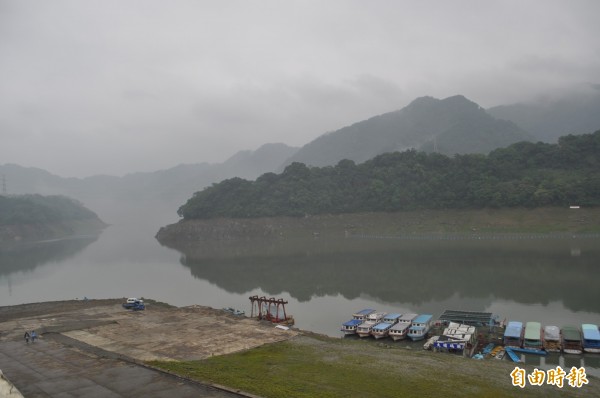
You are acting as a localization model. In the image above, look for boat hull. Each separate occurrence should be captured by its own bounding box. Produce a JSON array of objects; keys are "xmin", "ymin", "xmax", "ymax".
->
[
  {"xmin": 583, "ymin": 347, "xmax": 600, "ymax": 353},
  {"xmin": 372, "ymin": 333, "xmax": 388, "ymax": 339}
]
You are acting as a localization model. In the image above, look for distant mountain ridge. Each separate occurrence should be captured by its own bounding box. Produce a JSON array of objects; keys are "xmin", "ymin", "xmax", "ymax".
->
[
  {"xmin": 281, "ymin": 95, "xmax": 532, "ymax": 168},
  {"xmin": 0, "ymin": 143, "xmax": 298, "ymax": 223},
  {"xmin": 487, "ymin": 85, "xmax": 600, "ymax": 143}
]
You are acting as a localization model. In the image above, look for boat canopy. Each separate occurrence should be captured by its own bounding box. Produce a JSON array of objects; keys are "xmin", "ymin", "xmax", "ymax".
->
[
  {"xmin": 524, "ymin": 322, "xmax": 542, "ymax": 341},
  {"xmin": 343, "ymin": 319, "xmax": 363, "ymax": 327},
  {"xmin": 562, "ymin": 326, "xmax": 581, "ymax": 341},
  {"xmin": 582, "ymin": 324, "xmax": 600, "ymax": 340},
  {"xmin": 383, "ymin": 313, "xmax": 402, "ymax": 322},
  {"xmin": 413, "ymin": 314, "xmax": 433, "ymax": 324},
  {"xmin": 544, "ymin": 326, "xmax": 560, "ymax": 341},
  {"xmin": 373, "ymin": 322, "xmax": 392, "ymax": 332},
  {"xmin": 504, "ymin": 321, "xmax": 523, "ymax": 338},
  {"xmin": 390, "ymin": 323, "xmax": 410, "ymax": 332}
]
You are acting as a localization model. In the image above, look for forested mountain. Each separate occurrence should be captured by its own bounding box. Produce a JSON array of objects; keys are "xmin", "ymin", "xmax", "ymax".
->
[
  {"xmin": 0, "ymin": 194, "xmax": 106, "ymax": 242},
  {"xmin": 0, "ymin": 143, "xmax": 298, "ymax": 223},
  {"xmin": 178, "ymin": 130, "xmax": 600, "ymax": 220},
  {"xmin": 488, "ymin": 85, "xmax": 600, "ymax": 143},
  {"xmin": 281, "ymin": 95, "xmax": 532, "ymax": 168},
  {"xmin": 0, "ymin": 194, "xmax": 100, "ymax": 225}
]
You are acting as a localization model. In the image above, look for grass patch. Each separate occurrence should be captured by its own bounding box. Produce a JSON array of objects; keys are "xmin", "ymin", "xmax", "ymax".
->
[{"xmin": 148, "ymin": 336, "xmax": 593, "ymax": 397}]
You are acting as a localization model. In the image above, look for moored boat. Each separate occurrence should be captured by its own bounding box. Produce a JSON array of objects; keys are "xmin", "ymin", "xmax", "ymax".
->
[
  {"xmin": 382, "ymin": 313, "xmax": 402, "ymax": 325},
  {"xmin": 389, "ymin": 322, "xmax": 411, "ymax": 341},
  {"xmin": 582, "ymin": 323, "xmax": 600, "ymax": 353},
  {"xmin": 407, "ymin": 314, "xmax": 433, "ymax": 341},
  {"xmin": 352, "ymin": 309, "xmax": 376, "ymax": 321},
  {"xmin": 561, "ymin": 325, "xmax": 583, "ymax": 354},
  {"xmin": 371, "ymin": 322, "xmax": 394, "ymax": 339},
  {"xmin": 365, "ymin": 311, "xmax": 387, "ymax": 324},
  {"xmin": 341, "ymin": 319, "xmax": 363, "ymax": 335},
  {"xmin": 356, "ymin": 321, "xmax": 376, "ymax": 338},
  {"xmin": 522, "ymin": 321, "xmax": 543, "ymax": 351},
  {"xmin": 543, "ymin": 325, "xmax": 562, "ymax": 353},
  {"xmin": 503, "ymin": 321, "xmax": 523, "ymax": 348}
]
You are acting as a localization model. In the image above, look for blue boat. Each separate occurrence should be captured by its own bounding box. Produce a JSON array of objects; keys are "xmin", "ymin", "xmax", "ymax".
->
[
  {"xmin": 482, "ymin": 343, "xmax": 495, "ymax": 355},
  {"xmin": 407, "ymin": 314, "xmax": 433, "ymax": 341},
  {"xmin": 582, "ymin": 324, "xmax": 600, "ymax": 353},
  {"xmin": 509, "ymin": 347, "xmax": 547, "ymax": 356},
  {"xmin": 371, "ymin": 322, "xmax": 394, "ymax": 339},
  {"xmin": 504, "ymin": 347, "xmax": 522, "ymax": 363},
  {"xmin": 341, "ymin": 319, "xmax": 363, "ymax": 335},
  {"xmin": 504, "ymin": 321, "xmax": 523, "ymax": 348}
]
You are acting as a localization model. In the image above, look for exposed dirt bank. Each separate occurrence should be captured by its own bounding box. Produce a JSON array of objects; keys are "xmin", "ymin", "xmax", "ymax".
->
[{"xmin": 156, "ymin": 207, "xmax": 600, "ymax": 243}]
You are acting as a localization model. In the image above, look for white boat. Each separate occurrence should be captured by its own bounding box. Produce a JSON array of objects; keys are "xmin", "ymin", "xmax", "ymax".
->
[
  {"xmin": 423, "ymin": 335, "xmax": 439, "ymax": 350},
  {"xmin": 543, "ymin": 325, "xmax": 562, "ymax": 353},
  {"xmin": 352, "ymin": 309, "xmax": 376, "ymax": 321},
  {"xmin": 389, "ymin": 322, "xmax": 411, "ymax": 341},
  {"xmin": 407, "ymin": 314, "xmax": 433, "ymax": 341},
  {"xmin": 365, "ymin": 311, "xmax": 387, "ymax": 323},
  {"xmin": 356, "ymin": 321, "xmax": 377, "ymax": 338}
]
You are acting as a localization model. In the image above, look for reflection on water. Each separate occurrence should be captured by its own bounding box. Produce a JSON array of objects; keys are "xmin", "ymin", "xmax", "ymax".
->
[
  {"xmin": 0, "ymin": 236, "xmax": 99, "ymax": 279},
  {"xmin": 176, "ymin": 236, "xmax": 600, "ymax": 313},
  {"xmin": 1, "ymin": 223, "xmax": 600, "ymax": 376}
]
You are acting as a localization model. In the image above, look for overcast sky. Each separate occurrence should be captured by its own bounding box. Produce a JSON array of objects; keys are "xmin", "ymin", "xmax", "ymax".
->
[{"xmin": 1, "ymin": 0, "xmax": 599, "ymax": 177}]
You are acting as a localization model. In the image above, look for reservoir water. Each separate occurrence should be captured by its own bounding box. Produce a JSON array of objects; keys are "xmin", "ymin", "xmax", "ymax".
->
[{"xmin": 1, "ymin": 214, "xmax": 600, "ymax": 376}]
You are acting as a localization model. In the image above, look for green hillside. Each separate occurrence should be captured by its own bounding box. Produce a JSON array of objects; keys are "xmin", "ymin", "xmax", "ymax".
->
[{"xmin": 178, "ymin": 130, "xmax": 600, "ymax": 220}]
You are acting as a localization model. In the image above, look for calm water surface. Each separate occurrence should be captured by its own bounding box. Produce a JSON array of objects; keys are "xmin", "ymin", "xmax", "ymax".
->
[{"xmin": 1, "ymin": 216, "xmax": 599, "ymax": 375}]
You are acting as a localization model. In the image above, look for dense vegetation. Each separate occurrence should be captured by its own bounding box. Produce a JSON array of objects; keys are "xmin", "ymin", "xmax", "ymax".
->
[
  {"xmin": 0, "ymin": 194, "xmax": 99, "ymax": 225},
  {"xmin": 178, "ymin": 130, "xmax": 600, "ymax": 220}
]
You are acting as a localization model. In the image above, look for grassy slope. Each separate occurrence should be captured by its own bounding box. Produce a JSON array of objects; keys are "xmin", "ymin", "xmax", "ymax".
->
[{"xmin": 149, "ymin": 335, "xmax": 595, "ymax": 398}]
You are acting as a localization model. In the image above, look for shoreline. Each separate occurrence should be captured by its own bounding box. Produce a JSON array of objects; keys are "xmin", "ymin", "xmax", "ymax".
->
[{"xmin": 0, "ymin": 299, "xmax": 597, "ymax": 397}]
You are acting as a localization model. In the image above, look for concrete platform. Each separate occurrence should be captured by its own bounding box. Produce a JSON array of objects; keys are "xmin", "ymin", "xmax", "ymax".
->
[{"xmin": 0, "ymin": 299, "xmax": 297, "ymax": 397}]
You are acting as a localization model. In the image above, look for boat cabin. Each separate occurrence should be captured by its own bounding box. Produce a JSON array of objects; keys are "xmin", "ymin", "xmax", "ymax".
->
[
  {"xmin": 389, "ymin": 322, "xmax": 411, "ymax": 341},
  {"xmin": 383, "ymin": 313, "xmax": 402, "ymax": 325},
  {"xmin": 356, "ymin": 321, "xmax": 376, "ymax": 338},
  {"xmin": 371, "ymin": 322, "xmax": 393, "ymax": 339},
  {"xmin": 582, "ymin": 324, "xmax": 600, "ymax": 353},
  {"xmin": 407, "ymin": 314, "xmax": 433, "ymax": 341},
  {"xmin": 504, "ymin": 321, "xmax": 523, "ymax": 347},
  {"xmin": 352, "ymin": 309, "xmax": 376, "ymax": 321},
  {"xmin": 397, "ymin": 313, "xmax": 418, "ymax": 325},
  {"xmin": 341, "ymin": 319, "xmax": 363, "ymax": 335},
  {"xmin": 543, "ymin": 325, "xmax": 561, "ymax": 352},
  {"xmin": 523, "ymin": 322, "xmax": 543, "ymax": 350},
  {"xmin": 365, "ymin": 311, "xmax": 387, "ymax": 323},
  {"xmin": 561, "ymin": 325, "xmax": 583, "ymax": 354}
]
